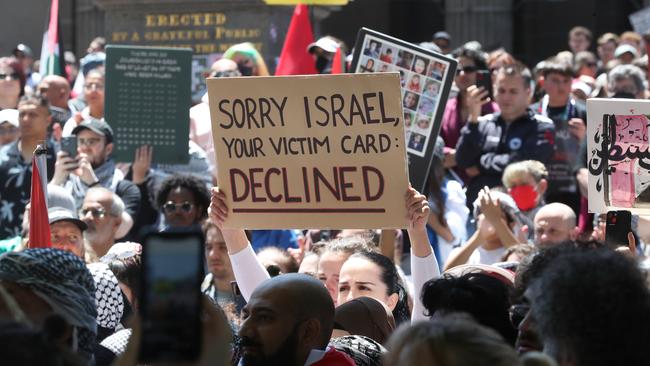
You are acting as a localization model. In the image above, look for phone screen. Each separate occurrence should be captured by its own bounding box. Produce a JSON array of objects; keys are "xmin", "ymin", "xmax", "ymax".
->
[{"xmin": 140, "ymin": 232, "xmax": 203, "ymax": 363}]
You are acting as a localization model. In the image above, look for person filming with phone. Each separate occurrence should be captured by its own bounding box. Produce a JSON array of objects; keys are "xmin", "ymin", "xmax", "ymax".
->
[{"xmin": 50, "ymin": 117, "xmax": 140, "ymax": 239}]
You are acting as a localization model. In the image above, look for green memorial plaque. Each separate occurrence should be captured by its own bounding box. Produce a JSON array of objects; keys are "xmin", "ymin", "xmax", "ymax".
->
[{"xmin": 105, "ymin": 45, "xmax": 192, "ymax": 164}]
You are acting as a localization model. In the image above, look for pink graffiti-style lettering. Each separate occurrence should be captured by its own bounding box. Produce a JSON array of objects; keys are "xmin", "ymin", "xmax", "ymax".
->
[{"xmin": 610, "ymin": 115, "xmax": 648, "ymax": 207}]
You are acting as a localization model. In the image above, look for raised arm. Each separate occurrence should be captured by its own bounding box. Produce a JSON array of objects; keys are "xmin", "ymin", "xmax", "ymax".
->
[
  {"xmin": 208, "ymin": 187, "xmax": 270, "ymax": 301},
  {"xmin": 405, "ymin": 187, "xmax": 441, "ymax": 322}
]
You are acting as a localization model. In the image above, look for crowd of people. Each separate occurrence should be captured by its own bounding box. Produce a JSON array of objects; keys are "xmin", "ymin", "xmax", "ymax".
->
[{"xmin": 1, "ymin": 23, "xmax": 650, "ymax": 366}]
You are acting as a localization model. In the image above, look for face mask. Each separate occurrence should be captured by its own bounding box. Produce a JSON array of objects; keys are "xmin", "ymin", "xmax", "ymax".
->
[
  {"xmin": 509, "ymin": 184, "xmax": 538, "ymax": 211},
  {"xmin": 611, "ymin": 91, "xmax": 636, "ymax": 99},
  {"xmin": 238, "ymin": 64, "xmax": 253, "ymax": 76}
]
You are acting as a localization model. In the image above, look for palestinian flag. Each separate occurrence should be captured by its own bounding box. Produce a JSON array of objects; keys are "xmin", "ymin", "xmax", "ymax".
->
[{"xmin": 39, "ymin": 0, "xmax": 66, "ymax": 77}]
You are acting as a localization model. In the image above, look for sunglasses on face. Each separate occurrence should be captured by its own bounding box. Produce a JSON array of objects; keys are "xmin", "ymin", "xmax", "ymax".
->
[
  {"xmin": 0, "ymin": 73, "xmax": 20, "ymax": 81},
  {"xmin": 456, "ymin": 65, "xmax": 479, "ymax": 75},
  {"xmin": 163, "ymin": 201, "xmax": 194, "ymax": 213},
  {"xmin": 80, "ymin": 207, "xmax": 106, "ymax": 219}
]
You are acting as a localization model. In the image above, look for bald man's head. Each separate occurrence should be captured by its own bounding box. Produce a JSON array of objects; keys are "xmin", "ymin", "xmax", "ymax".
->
[
  {"xmin": 38, "ymin": 75, "xmax": 70, "ymax": 108},
  {"xmin": 239, "ymin": 274, "xmax": 334, "ymax": 365},
  {"xmin": 209, "ymin": 59, "xmax": 240, "ymax": 77},
  {"xmin": 534, "ymin": 203, "xmax": 578, "ymax": 247}
]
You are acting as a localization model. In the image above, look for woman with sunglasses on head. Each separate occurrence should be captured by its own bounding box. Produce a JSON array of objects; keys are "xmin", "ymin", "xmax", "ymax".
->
[
  {"xmin": 439, "ymin": 47, "xmax": 499, "ymax": 183},
  {"xmin": 0, "ymin": 57, "xmax": 26, "ymax": 111},
  {"xmin": 156, "ymin": 173, "xmax": 211, "ymax": 230},
  {"xmin": 62, "ymin": 68, "xmax": 105, "ymax": 137}
]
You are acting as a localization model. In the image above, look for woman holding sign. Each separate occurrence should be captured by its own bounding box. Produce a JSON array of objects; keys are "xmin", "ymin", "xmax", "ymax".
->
[{"xmin": 207, "ymin": 186, "xmax": 440, "ymax": 324}]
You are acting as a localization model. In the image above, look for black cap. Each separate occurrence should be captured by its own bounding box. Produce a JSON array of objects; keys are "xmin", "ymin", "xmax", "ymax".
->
[
  {"xmin": 13, "ymin": 44, "xmax": 33, "ymax": 57},
  {"xmin": 72, "ymin": 118, "xmax": 114, "ymax": 144}
]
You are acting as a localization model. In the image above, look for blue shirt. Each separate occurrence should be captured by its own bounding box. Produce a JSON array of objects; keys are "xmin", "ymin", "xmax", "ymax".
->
[{"xmin": 251, "ymin": 230, "xmax": 298, "ymax": 251}]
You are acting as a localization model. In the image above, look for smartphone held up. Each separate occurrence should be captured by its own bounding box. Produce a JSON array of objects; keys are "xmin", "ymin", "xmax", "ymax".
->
[{"xmin": 139, "ymin": 230, "xmax": 204, "ymax": 363}]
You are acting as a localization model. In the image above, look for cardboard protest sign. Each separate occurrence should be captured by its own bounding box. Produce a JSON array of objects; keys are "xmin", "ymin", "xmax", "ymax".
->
[
  {"xmin": 350, "ymin": 28, "xmax": 457, "ymax": 193},
  {"xmin": 105, "ymin": 45, "xmax": 191, "ymax": 164},
  {"xmin": 587, "ymin": 98, "xmax": 650, "ymax": 214},
  {"xmin": 207, "ymin": 73, "xmax": 409, "ymax": 229}
]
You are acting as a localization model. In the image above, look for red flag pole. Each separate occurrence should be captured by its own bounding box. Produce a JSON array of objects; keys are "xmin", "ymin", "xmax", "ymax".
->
[{"xmin": 28, "ymin": 145, "xmax": 51, "ymax": 248}]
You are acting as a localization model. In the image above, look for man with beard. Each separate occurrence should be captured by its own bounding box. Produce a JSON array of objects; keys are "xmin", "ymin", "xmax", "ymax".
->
[
  {"xmin": 79, "ymin": 186, "xmax": 124, "ymax": 258},
  {"xmin": 51, "ymin": 118, "xmax": 140, "ymax": 238},
  {"xmin": 238, "ymin": 273, "xmax": 355, "ymax": 366}
]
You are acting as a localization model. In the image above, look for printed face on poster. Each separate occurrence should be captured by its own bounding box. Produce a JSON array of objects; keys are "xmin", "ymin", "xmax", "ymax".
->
[
  {"xmin": 350, "ymin": 28, "xmax": 457, "ymax": 193},
  {"xmin": 207, "ymin": 73, "xmax": 410, "ymax": 229},
  {"xmin": 587, "ymin": 98, "xmax": 650, "ymax": 214}
]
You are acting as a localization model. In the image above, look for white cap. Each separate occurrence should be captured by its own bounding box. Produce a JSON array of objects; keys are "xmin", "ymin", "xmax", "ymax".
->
[
  {"xmin": 615, "ymin": 44, "xmax": 638, "ymax": 58},
  {"xmin": 308, "ymin": 37, "xmax": 339, "ymax": 54},
  {"xmin": 0, "ymin": 109, "xmax": 19, "ymax": 127}
]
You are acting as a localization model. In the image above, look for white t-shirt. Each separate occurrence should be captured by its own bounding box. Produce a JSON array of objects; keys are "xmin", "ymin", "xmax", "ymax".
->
[{"xmin": 468, "ymin": 246, "xmax": 505, "ymax": 265}]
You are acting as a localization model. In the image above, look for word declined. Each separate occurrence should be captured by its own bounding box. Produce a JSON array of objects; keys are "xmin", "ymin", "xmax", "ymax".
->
[{"xmin": 230, "ymin": 166, "xmax": 385, "ymax": 203}]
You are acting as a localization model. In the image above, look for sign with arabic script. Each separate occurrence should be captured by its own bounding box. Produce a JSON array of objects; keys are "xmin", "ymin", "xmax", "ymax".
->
[{"xmin": 587, "ymin": 98, "xmax": 650, "ymax": 214}]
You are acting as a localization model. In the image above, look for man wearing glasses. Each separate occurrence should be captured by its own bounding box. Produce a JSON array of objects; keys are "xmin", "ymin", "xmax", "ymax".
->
[
  {"xmin": 79, "ymin": 186, "xmax": 125, "ymax": 258},
  {"xmin": 51, "ymin": 118, "xmax": 140, "ymax": 240}
]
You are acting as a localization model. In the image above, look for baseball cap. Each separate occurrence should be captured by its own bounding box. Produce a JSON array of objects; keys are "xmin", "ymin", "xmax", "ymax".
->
[
  {"xmin": 308, "ymin": 37, "xmax": 339, "ymax": 54},
  {"xmin": 72, "ymin": 118, "xmax": 114, "ymax": 143},
  {"xmin": 0, "ymin": 109, "xmax": 19, "ymax": 128},
  {"xmin": 47, "ymin": 185, "xmax": 87, "ymax": 231},
  {"xmin": 615, "ymin": 44, "xmax": 638, "ymax": 58},
  {"xmin": 13, "ymin": 44, "xmax": 33, "ymax": 58},
  {"xmin": 433, "ymin": 31, "xmax": 451, "ymax": 41}
]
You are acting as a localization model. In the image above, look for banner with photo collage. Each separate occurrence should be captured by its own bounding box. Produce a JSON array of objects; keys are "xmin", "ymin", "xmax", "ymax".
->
[{"xmin": 350, "ymin": 28, "xmax": 457, "ymax": 192}]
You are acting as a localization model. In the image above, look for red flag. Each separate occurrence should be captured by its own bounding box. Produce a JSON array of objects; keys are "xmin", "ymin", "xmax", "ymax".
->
[
  {"xmin": 29, "ymin": 147, "xmax": 51, "ymax": 248},
  {"xmin": 275, "ymin": 4, "xmax": 318, "ymax": 75},
  {"xmin": 330, "ymin": 47, "xmax": 346, "ymax": 74}
]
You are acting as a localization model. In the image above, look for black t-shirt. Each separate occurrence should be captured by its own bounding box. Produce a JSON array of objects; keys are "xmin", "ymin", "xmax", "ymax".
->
[
  {"xmin": 0, "ymin": 140, "xmax": 57, "ymax": 239},
  {"xmin": 115, "ymin": 179, "xmax": 140, "ymax": 218},
  {"xmin": 531, "ymin": 99, "xmax": 587, "ymax": 195}
]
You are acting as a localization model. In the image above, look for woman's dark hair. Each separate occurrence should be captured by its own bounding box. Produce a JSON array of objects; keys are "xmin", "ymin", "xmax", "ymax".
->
[
  {"xmin": 426, "ymin": 156, "xmax": 447, "ymax": 228},
  {"xmin": 108, "ymin": 257, "xmax": 141, "ymax": 312},
  {"xmin": 156, "ymin": 174, "xmax": 211, "ymax": 220},
  {"xmin": 0, "ymin": 57, "xmax": 26, "ymax": 97},
  {"xmin": 421, "ymin": 272, "xmax": 517, "ymax": 345},
  {"xmin": 453, "ymin": 47, "xmax": 488, "ymax": 71},
  {"xmin": 349, "ymin": 251, "xmax": 411, "ymax": 325}
]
